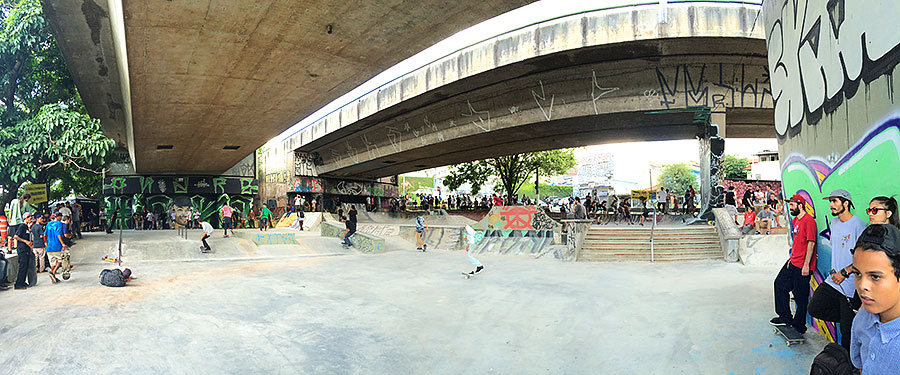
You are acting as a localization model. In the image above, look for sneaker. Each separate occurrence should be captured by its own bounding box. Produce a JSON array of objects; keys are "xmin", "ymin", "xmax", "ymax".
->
[
  {"xmin": 474, "ymin": 266, "xmax": 484, "ymax": 274},
  {"xmin": 769, "ymin": 317, "xmax": 789, "ymax": 326},
  {"xmin": 0, "ymin": 284, "xmax": 9, "ymax": 290},
  {"xmin": 794, "ymin": 326, "xmax": 807, "ymax": 335},
  {"xmin": 423, "ymin": 244, "xmax": 427, "ymax": 251},
  {"xmin": 416, "ymin": 248, "xmax": 422, "ymax": 251},
  {"xmin": 48, "ymin": 273, "xmax": 59, "ymax": 284}
]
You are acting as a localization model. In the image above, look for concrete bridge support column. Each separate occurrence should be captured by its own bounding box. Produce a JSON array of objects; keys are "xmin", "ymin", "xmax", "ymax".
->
[{"xmin": 696, "ymin": 122, "xmax": 725, "ymax": 223}]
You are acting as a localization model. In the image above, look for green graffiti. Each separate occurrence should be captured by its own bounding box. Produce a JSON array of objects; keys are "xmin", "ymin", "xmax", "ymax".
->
[
  {"xmin": 103, "ymin": 177, "xmax": 126, "ymax": 194},
  {"xmin": 139, "ymin": 176, "xmax": 154, "ymax": 194},
  {"xmin": 173, "ymin": 179, "xmax": 187, "ymax": 194},
  {"xmin": 240, "ymin": 178, "xmax": 258, "ymax": 195},
  {"xmin": 213, "ymin": 177, "xmax": 226, "ymax": 194}
]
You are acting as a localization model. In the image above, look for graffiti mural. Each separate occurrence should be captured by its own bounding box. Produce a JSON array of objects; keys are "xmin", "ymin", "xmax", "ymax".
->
[
  {"xmin": 654, "ymin": 63, "xmax": 772, "ymax": 110},
  {"xmin": 290, "ymin": 177, "xmax": 324, "ymax": 193},
  {"xmin": 781, "ymin": 119, "xmax": 900, "ymax": 344},
  {"xmin": 765, "ymin": 0, "xmax": 900, "ymax": 137},
  {"xmin": 472, "ymin": 206, "xmax": 562, "ymax": 232},
  {"xmin": 471, "ymin": 229, "xmax": 556, "ymax": 258},
  {"xmin": 102, "ymin": 176, "xmax": 257, "ymax": 230},
  {"xmin": 294, "ymin": 151, "xmax": 320, "ymax": 176}
]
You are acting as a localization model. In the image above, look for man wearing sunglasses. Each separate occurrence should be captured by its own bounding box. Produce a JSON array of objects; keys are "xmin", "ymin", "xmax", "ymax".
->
[
  {"xmin": 771, "ymin": 194, "xmax": 818, "ymax": 335},
  {"xmin": 809, "ymin": 189, "xmax": 867, "ymax": 350}
]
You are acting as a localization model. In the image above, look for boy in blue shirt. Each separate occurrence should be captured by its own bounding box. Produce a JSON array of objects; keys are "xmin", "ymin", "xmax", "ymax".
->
[
  {"xmin": 44, "ymin": 213, "xmax": 72, "ymax": 283},
  {"xmin": 849, "ymin": 224, "xmax": 900, "ymax": 374}
]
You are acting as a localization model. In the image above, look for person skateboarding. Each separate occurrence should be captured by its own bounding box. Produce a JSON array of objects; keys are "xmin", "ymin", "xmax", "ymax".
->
[
  {"xmin": 259, "ymin": 204, "xmax": 272, "ymax": 231},
  {"xmin": 462, "ymin": 225, "xmax": 483, "ymax": 276},
  {"xmin": 415, "ymin": 215, "xmax": 428, "ymax": 251},
  {"xmin": 771, "ymin": 194, "xmax": 818, "ymax": 335},
  {"xmin": 199, "ymin": 219, "xmax": 213, "ymax": 252},
  {"xmin": 342, "ymin": 206, "xmax": 357, "ymax": 247}
]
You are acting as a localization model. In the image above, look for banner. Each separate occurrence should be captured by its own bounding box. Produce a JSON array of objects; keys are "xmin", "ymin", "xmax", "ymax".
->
[{"xmin": 24, "ymin": 184, "xmax": 47, "ymax": 204}]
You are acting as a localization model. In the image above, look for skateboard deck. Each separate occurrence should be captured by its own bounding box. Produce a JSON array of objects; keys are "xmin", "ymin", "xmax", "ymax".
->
[
  {"xmin": 461, "ymin": 272, "xmax": 474, "ymax": 279},
  {"xmin": 200, "ymin": 246, "xmax": 213, "ymax": 253},
  {"xmin": 773, "ymin": 325, "xmax": 805, "ymax": 346}
]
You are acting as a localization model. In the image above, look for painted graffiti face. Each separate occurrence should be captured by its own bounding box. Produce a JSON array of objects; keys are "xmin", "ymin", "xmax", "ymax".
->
[
  {"xmin": 868, "ymin": 201, "xmax": 892, "ymax": 225},
  {"xmin": 852, "ymin": 249, "xmax": 900, "ymax": 322},
  {"xmin": 828, "ymin": 198, "xmax": 847, "ymax": 217}
]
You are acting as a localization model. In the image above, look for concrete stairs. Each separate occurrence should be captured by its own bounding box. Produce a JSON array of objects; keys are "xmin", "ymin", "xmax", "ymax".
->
[{"xmin": 578, "ymin": 226, "xmax": 723, "ymax": 262}]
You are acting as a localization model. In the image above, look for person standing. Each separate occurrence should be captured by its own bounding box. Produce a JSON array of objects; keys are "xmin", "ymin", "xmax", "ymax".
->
[
  {"xmin": 771, "ymin": 194, "xmax": 818, "ymax": 334},
  {"xmin": 342, "ymin": 206, "xmax": 357, "ymax": 247},
  {"xmin": 6, "ymin": 193, "xmax": 33, "ymax": 253},
  {"xmin": 199, "ymin": 219, "xmax": 213, "ymax": 252},
  {"xmin": 31, "ymin": 215, "xmax": 47, "ymax": 273},
  {"xmin": 572, "ymin": 197, "xmax": 586, "ymax": 220},
  {"xmin": 259, "ymin": 204, "xmax": 272, "ymax": 231},
  {"xmin": 809, "ymin": 189, "xmax": 867, "ymax": 351},
  {"xmin": 221, "ymin": 203, "xmax": 234, "ymax": 237},
  {"xmin": 724, "ymin": 186, "xmax": 739, "ymax": 225},
  {"xmin": 463, "ymin": 225, "xmax": 484, "ymax": 275},
  {"xmin": 657, "ymin": 188, "xmax": 668, "ymax": 214},
  {"xmin": 71, "ymin": 202, "xmax": 83, "ymax": 239},
  {"xmin": 415, "ymin": 215, "xmax": 428, "ymax": 251},
  {"xmin": 46, "ymin": 213, "xmax": 72, "ymax": 284},
  {"xmin": 13, "ymin": 213, "xmax": 35, "ymax": 289},
  {"xmin": 99, "ymin": 209, "xmax": 107, "ymax": 233}
]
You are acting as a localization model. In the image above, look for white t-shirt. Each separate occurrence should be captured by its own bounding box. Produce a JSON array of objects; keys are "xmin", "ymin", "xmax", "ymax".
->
[
  {"xmin": 59, "ymin": 207, "xmax": 72, "ymax": 217},
  {"xmin": 825, "ymin": 215, "xmax": 868, "ymax": 297},
  {"xmin": 295, "ymin": 196, "xmax": 301, "ymax": 206},
  {"xmin": 201, "ymin": 221, "xmax": 214, "ymax": 235}
]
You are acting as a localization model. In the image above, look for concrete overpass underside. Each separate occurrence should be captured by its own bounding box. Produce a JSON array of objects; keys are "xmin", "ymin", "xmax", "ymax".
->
[
  {"xmin": 285, "ymin": 3, "xmax": 774, "ymax": 180},
  {"xmin": 302, "ymin": 42, "xmax": 772, "ymax": 179},
  {"xmin": 43, "ymin": 0, "xmax": 532, "ymax": 174}
]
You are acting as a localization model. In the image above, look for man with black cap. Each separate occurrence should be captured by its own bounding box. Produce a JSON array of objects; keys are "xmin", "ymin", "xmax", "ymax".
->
[
  {"xmin": 809, "ymin": 189, "xmax": 867, "ymax": 350},
  {"xmin": 770, "ymin": 194, "xmax": 818, "ymax": 334}
]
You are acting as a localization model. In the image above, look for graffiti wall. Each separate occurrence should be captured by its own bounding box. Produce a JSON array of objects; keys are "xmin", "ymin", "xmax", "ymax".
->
[
  {"xmin": 102, "ymin": 176, "xmax": 258, "ymax": 230},
  {"xmin": 468, "ymin": 206, "xmax": 563, "ymax": 258},
  {"xmin": 764, "ymin": 0, "xmax": 900, "ymax": 344}
]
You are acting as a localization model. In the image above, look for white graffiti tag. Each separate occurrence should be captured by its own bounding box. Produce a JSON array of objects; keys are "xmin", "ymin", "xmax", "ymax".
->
[{"xmin": 766, "ymin": 0, "xmax": 900, "ymax": 135}]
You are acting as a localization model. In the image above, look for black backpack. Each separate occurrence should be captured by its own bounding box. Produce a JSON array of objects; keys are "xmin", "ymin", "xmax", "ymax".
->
[{"xmin": 809, "ymin": 343, "xmax": 857, "ymax": 375}]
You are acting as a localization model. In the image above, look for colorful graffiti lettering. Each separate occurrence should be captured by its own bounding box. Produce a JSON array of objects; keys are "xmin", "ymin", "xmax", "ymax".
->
[
  {"xmin": 103, "ymin": 177, "xmax": 126, "ymax": 194},
  {"xmin": 781, "ymin": 118, "xmax": 900, "ymax": 344},
  {"xmin": 473, "ymin": 206, "xmax": 561, "ymax": 231},
  {"xmin": 240, "ymin": 178, "xmax": 258, "ymax": 195},
  {"xmin": 291, "ymin": 177, "xmax": 324, "ymax": 193},
  {"xmin": 255, "ymin": 233, "xmax": 296, "ymax": 245}
]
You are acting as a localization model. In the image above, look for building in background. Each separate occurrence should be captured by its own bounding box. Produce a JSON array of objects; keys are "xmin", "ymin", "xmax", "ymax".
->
[{"xmin": 748, "ymin": 150, "xmax": 780, "ymax": 181}]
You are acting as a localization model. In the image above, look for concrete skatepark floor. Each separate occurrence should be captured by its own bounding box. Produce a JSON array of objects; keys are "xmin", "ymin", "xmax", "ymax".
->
[{"xmin": 0, "ymin": 230, "xmax": 825, "ymax": 374}]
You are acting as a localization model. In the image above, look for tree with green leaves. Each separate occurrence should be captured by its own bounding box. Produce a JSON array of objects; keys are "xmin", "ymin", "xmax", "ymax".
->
[
  {"xmin": 657, "ymin": 163, "xmax": 698, "ymax": 195},
  {"xmin": 722, "ymin": 154, "xmax": 750, "ymax": 179},
  {"xmin": 0, "ymin": 0, "xmax": 115, "ymax": 207},
  {"xmin": 443, "ymin": 149, "xmax": 576, "ymax": 204}
]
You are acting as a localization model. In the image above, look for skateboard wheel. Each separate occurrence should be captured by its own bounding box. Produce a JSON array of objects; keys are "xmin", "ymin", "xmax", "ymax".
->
[{"xmin": 62, "ymin": 273, "xmax": 71, "ymax": 280}]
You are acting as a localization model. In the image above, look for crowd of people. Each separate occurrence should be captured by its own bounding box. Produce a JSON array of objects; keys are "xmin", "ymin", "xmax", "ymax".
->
[
  {"xmin": 1, "ymin": 193, "xmax": 78, "ymax": 290},
  {"xmin": 771, "ymin": 191, "xmax": 899, "ymax": 373}
]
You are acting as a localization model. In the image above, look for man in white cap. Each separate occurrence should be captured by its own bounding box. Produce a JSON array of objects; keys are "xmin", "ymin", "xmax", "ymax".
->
[{"xmin": 808, "ymin": 189, "xmax": 867, "ymax": 350}]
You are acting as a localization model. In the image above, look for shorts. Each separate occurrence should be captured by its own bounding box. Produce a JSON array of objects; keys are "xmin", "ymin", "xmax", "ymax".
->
[
  {"xmin": 47, "ymin": 249, "xmax": 69, "ymax": 264},
  {"xmin": 725, "ymin": 205, "xmax": 739, "ymax": 217}
]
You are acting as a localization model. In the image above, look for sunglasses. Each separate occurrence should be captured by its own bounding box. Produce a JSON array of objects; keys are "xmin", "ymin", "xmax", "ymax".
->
[{"xmin": 867, "ymin": 207, "xmax": 889, "ymax": 215}]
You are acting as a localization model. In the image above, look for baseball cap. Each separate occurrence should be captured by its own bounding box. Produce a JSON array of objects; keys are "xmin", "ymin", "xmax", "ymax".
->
[
  {"xmin": 854, "ymin": 224, "xmax": 900, "ymax": 256},
  {"xmin": 823, "ymin": 189, "xmax": 853, "ymax": 202},
  {"xmin": 22, "ymin": 212, "xmax": 33, "ymax": 219},
  {"xmin": 789, "ymin": 194, "xmax": 807, "ymax": 205}
]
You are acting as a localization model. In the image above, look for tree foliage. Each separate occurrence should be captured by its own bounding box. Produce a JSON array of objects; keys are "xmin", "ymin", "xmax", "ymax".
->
[
  {"xmin": 444, "ymin": 149, "xmax": 576, "ymax": 203},
  {"xmin": 657, "ymin": 163, "xmax": 698, "ymax": 194},
  {"xmin": 722, "ymin": 154, "xmax": 750, "ymax": 180},
  {"xmin": 0, "ymin": 0, "xmax": 114, "ymax": 207}
]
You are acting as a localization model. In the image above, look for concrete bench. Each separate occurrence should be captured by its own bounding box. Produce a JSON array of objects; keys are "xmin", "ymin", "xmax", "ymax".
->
[{"xmin": 321, "ymin": 221, "xmax": 385, "ymax": 254}]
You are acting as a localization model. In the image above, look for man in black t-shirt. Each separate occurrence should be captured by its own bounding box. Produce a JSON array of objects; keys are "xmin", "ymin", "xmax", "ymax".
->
[
  {"xmin": 342, "ymin": 206, "xmax": 357, "ymax": 247},
  {"xmin": 13, "ymin": 213, "xmax": 35, "ymax": 289}
]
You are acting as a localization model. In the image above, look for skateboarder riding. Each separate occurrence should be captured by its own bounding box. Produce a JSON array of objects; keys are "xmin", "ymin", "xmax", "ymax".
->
[
  {"xmin": 463, "ymin": 225, "xmax": 483, "ymax": 275},
  {"xmin": 415, "ymin": 215, "xmax": 428, "ymax": 251},
  {"xmin": 200, "ymin": 220, "xmax": 213, "ymax": 252}
]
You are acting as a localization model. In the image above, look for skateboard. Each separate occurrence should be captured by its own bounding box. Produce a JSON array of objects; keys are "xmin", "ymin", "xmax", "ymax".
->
[
  {"xmin": 102, "ymin": 255, "xmax": 120, "ymax": 263},
  {"xmin": 200, "ymin": 246, "xmax": 213, "ymax": 253},
  {"xmin": 461, "ymin": 272, "xmax": 475, "ymax": 279},
  {"xmin": 773, "ymin": 325, "xmax": 805, "ymax": 346},
  {"xmin": 60, "ymin": 252, "xmax": 73, "ymax": 280}
]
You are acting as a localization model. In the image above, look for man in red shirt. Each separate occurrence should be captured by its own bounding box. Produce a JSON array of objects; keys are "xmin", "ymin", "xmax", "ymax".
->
[
  {"xmin": 740, "ymin": 208, "xmax": 757, "ymax": 235},
  {"xmin": 770, "ymin": 194, "xmax": 818, "ymax": 334}
]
